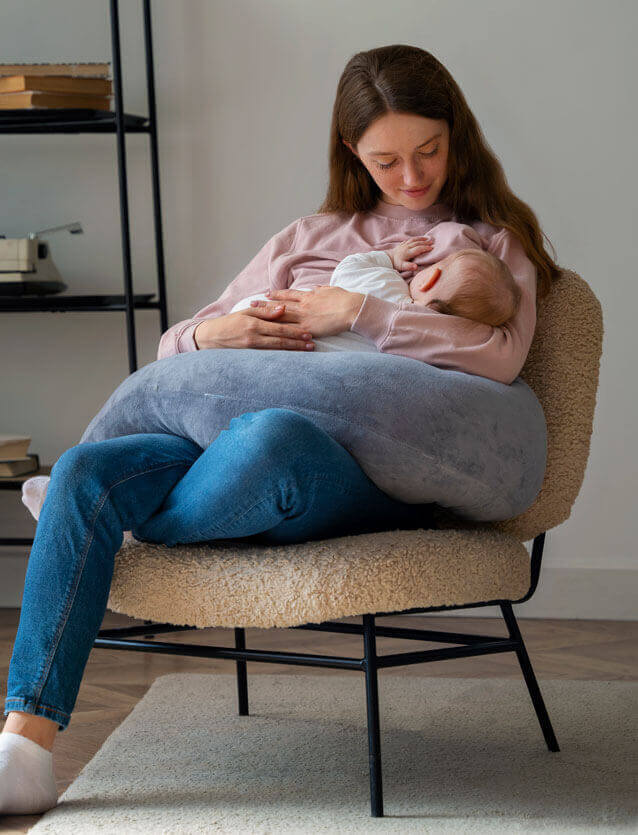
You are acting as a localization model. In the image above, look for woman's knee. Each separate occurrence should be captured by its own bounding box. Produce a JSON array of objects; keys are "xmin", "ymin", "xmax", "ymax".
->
[
  {"xmin": 229, "ymin": 408, "xmax": 336, "ymax": 459},
  {"xmin": 52, "ymin": 434, "xmax": 200, "ymax": 485},
  {"xmin": 52, "ymin": 442, "xmax": 103, "ymax": 482}
]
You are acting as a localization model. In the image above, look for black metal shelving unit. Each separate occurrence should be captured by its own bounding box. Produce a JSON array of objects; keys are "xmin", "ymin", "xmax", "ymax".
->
[{"xmin": 0, "ymin": 0, "xmax": 168, "ymax": 547}]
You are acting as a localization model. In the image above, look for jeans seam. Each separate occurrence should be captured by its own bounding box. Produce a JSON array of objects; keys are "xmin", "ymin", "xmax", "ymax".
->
[{"xmin": 31, "ymin": 459, "xmax": 195, "ymax": 710}]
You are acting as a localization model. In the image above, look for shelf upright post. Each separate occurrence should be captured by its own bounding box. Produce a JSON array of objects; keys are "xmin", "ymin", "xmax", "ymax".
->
[
  {"xmin": 143, "ymin": 0, "xmax": 169, "ymax": 335},
  {"xmin": 109, "ymin": 0, "xmax": 138, "ymax": 373}
]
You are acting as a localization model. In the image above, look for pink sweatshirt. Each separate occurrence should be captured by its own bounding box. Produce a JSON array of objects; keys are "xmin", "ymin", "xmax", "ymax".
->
[{"xmin": 157, "ymin": 198, "xmax": 537, "ymax": 385}]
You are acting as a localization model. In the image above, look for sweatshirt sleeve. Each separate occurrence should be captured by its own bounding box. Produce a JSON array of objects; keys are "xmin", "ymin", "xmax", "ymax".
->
[
  {"xmin": 349, "ymin": 228, "xmax": 537, "ymax": 385},
  {"xmin": 157, "ymin": 219, "xmax": 300, "ymax": 360}
]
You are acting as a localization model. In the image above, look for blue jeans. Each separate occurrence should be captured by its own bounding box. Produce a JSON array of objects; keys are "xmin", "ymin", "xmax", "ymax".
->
[{"xmin": 5, "ymin": 408, "xmax": 435, "ymax": 730}]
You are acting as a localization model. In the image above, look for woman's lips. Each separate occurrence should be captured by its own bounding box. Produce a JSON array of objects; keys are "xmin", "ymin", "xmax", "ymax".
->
[{"xmin": 403, "ymin": 186, "xmax": 430, "ymax": 196}]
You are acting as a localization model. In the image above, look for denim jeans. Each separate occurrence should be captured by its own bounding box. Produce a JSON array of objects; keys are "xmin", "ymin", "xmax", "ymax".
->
[{"xmin": 5, "ymin": 408, "xmax": 435, "ymax": 730}]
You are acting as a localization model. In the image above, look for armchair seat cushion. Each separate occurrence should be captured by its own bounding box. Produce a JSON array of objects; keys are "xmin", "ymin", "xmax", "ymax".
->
[{"xmin": 108, "ymin": 527, "xmax": 530, "ymax": 629}]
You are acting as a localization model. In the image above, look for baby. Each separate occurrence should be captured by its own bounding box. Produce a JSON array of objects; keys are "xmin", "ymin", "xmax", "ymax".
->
[
  {"xmin": 230, "ymin": 229, "xmax": 522, "ymax": 353},
  {"xmin": 378, "ymin": 238, "xmax": 521, "ymax": 326},
  {"xmin": 21, "ymin": 230, "xmax": 521, "ymax": 522}
]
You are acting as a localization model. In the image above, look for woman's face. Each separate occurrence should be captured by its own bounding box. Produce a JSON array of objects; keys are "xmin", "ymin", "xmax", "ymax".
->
[{"xmin": 343, "ymin": 111, "xmax": 450, "ymax": 209}]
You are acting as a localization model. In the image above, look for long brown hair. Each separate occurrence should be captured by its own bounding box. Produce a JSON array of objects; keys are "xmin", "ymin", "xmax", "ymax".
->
[{"xmin": 316, "ymin": 44, "xmax": 560, "ymax": 299}]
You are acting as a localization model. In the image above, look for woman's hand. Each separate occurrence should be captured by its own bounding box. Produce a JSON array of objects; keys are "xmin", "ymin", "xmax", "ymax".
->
[
  {"xmin": 249, "ymin": 286, "xmax": 366, "ymax": 338},
  {"xmin": 193, "ymin": 307, "xmax": 316, "ymax": 351},
  {"xmin": 389, "ymin": 236, "xmax": 434, "ymax": 273}
]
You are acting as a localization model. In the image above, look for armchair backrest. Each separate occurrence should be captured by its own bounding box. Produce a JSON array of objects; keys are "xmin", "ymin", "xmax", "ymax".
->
[{"xmin": 437, "ymin": 268, "xmax": 604, "ymax": 543}]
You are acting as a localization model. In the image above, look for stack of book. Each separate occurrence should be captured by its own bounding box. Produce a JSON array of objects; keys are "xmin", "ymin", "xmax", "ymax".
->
[
  {"xmin": 0, "ymin": 435, "xmax": 39, "ymax": 477},
  {"xmin": 0, "ymin": 62, "xmax": 112, "ymax": 111}
]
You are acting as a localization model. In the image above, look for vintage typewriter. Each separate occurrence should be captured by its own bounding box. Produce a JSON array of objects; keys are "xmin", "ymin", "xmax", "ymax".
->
[{"xmin": 0, "ymin": 221, "xmax": 83, "ymax": 295}]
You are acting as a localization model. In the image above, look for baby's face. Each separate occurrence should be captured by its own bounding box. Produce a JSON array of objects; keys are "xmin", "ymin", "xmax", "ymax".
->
[
  {"xmin": 408, "ymin": 249, "xmax": 485, "ymax": 307},
  {"xmin": 409, "ymin": 256, "xmax": 454, "ymax": 307}
]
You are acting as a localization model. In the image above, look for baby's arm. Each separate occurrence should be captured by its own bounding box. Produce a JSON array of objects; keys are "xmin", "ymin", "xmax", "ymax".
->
[{"xmin": 331, "ymin": 251, "xmax": 412, "ymax": 304}]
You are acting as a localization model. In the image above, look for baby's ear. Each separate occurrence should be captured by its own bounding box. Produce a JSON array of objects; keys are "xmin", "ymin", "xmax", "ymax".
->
[{"xmin": 426, "ymin": 299, "xmax": 450, "ymax": 315}]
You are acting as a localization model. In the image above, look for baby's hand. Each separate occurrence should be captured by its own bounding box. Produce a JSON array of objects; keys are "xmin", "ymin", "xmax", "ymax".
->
[{"xmin": 388, "ymin": 236, "xmax": 434, "ymax": 273}]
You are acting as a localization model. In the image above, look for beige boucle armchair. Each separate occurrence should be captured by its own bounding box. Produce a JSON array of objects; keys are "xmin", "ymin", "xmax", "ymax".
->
[{"xmin": 95, "ymin": 268, "xmax": 603, "ymax": 818}]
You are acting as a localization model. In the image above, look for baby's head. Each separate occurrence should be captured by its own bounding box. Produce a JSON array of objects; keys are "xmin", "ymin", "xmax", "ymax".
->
[{"xmin": 409, "ymin": 248, "xmax": 521, "ymax": 327}]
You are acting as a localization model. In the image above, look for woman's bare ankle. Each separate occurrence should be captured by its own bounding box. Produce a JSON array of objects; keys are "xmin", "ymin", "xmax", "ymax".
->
[{"xmin": 2, "ymin": 711, "xmax": 58, "ymax": 751}]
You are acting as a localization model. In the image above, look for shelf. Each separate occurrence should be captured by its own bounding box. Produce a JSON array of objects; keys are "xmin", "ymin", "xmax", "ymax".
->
[
  {"xmin": 0, "ymin": 109, "xmax": 150, "ymax": 134},
  {"xmin": 0, "ymin": 461, "xmax": 51, "ymax": 492},
  {"xmin": 1, "ymin": 2, "xmax": 169, "ymax": 550},
  {"xmin": 0, "ymin": 291, "xmax": 158, "ymax": 312}
]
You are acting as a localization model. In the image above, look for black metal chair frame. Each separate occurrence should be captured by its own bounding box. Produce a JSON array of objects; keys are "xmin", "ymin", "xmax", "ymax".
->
[{"xmin": 94, "ymin": 530, "xmax": 559, "ymax": 817}]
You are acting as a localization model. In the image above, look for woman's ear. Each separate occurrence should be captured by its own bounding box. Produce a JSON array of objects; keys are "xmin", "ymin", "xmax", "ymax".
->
[{"xmin": 343, "ymin": 139, "xmax": 357, "ymax": 158}]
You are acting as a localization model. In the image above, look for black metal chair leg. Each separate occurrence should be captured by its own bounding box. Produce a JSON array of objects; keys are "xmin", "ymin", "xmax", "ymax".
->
[
  {"xmin": 362, "ymin": 614, "xmax": 384, "ymax": 817},
  {"xmin": 235, "ymin": 627, "xmax": 249, "ymax": 715},
  {"xmin": 500, "ymin": 602, "xmax": 560, "ymax": 752}
]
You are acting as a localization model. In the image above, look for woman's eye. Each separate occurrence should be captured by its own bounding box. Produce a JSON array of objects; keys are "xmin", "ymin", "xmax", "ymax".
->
[{"xmin": 376, "ymin": 147, "xmax": 438, "ymax": 170}]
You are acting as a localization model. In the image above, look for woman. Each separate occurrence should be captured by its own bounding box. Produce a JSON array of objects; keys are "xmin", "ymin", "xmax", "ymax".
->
[{"xmin": 0, "ymin": 44, "xmax": 559, "ymax": 815}]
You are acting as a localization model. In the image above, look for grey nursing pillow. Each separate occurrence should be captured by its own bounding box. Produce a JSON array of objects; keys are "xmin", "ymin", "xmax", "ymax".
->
[{"xmin": 79, "ymin": 348, "xmax": 547, "ymax": 522}]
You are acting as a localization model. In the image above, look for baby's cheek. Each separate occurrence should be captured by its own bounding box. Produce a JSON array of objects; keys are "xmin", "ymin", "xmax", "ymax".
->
[{"xmin": 409, "ymin": 271, "xmax": 428, "ymax": 294}]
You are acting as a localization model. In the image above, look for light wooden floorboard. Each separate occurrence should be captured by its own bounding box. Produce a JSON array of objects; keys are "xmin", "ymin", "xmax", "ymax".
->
[{"xmin": 1, "ymin": 609, "xmax": 636, "ymax": 833}]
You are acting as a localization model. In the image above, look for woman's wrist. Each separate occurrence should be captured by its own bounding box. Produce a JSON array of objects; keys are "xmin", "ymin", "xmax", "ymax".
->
[
  {"xmin": 194, "ymin": 321, "xmax": 214, "ymax": 350},
  {"xmin": 348, "ymin": 293, "xmax": 366, "ymax": 327}
]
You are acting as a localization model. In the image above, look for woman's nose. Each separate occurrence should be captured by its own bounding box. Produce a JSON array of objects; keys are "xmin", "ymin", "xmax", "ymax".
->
[{"xmin": 401, "ymin": 160, "xmax": 425, "ymax": 186}]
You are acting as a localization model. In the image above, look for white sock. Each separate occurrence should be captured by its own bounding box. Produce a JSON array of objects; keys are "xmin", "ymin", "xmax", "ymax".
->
[
  {"xmin": 21, "ymin": 475, "xmax": 50, "ymax": 522},
  {"xmin": 0, "ymin": 731, "xmax": 58, "ymax": 816},
  {"xmin": 21, "ymin": 474, "xmax": 136, "ymax": 543}
]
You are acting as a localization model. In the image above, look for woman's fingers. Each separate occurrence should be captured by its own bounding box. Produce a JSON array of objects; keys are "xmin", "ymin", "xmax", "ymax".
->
[
  {"xmin": 250, "ymin": 299, "xmax": 300, "ymax": 314},
  {"xmin": 249, "ymin": 299, "xmax": 305, "ymax": 326},
  {"xmin": 250, "ymin": 299, "xmax": 281, "ymax": 307},
  {"xmin": 247, "ymin": 301, "xmax": 287, "ymax": 315},
  {"xmin": 262, "ymin": 320, "xmax": 315, "ymax": 350},
  {"xmin": 245, "ymin": 306, "xmax": 313, "ymax": 347}
]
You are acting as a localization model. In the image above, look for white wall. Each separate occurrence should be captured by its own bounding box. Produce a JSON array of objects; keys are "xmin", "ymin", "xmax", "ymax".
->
[{"xmin": 1, "ymin": 0, "xmax": 635, "ymax": 617}]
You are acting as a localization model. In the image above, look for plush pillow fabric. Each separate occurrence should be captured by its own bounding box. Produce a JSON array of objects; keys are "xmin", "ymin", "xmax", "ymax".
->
[{"xmin": 79, "ymin": 348, "xmax": 547, "ymax": 522}]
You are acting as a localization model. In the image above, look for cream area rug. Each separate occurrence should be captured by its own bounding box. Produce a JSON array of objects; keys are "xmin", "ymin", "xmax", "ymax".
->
[{"xmin": 29, "ymin": 674, "xmax": 637, "ymax": 833}]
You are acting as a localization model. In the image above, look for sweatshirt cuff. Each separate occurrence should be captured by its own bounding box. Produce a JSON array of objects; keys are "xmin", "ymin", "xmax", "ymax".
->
[
  {"xmin": 177, "ymin": 321, "xmax": 200, "ymax": 353},
  {"xmin": 349, "ymin": 293, "xmax": 396, "ymax": 346}
]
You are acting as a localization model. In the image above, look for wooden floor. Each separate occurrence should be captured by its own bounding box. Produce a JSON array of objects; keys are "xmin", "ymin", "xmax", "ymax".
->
[{"xmin": 1, "ymin": 608, "xmax": 636, "ymax": 833}]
